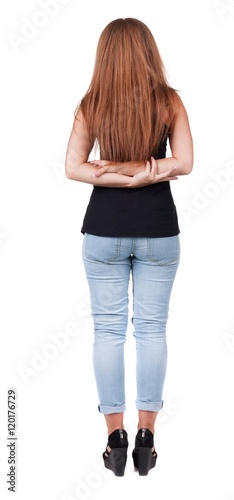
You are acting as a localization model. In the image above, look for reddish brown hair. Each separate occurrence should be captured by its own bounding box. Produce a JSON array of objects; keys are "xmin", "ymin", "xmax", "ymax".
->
[{"xmin": 75, "ymin": 18, "xmax": 179, "ymax": 161}]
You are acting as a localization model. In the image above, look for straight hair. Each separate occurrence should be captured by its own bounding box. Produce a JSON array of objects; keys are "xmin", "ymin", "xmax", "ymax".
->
[{"xmin": 75, "ymin": 18, "xmax": 180, "ymax": 161}]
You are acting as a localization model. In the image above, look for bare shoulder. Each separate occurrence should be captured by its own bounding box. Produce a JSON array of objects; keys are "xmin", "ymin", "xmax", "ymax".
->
[
  {"xmin": 173, "ymin": 94, "xmax": 189, "ymax": 119},
  {"xmin": 72, "ymin": 107, "xmax": 88, "ymax": 136}
]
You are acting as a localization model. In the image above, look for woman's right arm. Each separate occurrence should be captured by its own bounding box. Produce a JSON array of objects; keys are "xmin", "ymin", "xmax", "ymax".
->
[{"xmin": 156, "ymin": 98, "xmax": 194, "ymax": 175}]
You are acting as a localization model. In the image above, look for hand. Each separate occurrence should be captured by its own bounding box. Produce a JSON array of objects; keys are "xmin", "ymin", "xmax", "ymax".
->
[
  {"xmin": 90, "ymin": 160, "xmax": 115, "ymax": 177},
  {"xmin": 129, "ymin": 157, "xmax": 178, "ymax": 188}
]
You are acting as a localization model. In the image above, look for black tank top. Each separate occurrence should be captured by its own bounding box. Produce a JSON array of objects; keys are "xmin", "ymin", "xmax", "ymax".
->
[{"xmin": 81, "ymin": 136, "xmax": 180, "ymax": 237}]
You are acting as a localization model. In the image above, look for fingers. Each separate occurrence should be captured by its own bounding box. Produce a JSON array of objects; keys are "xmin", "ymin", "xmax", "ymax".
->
[
  {"xmin": 150, "ymin": 156, "xmax": 157, "ymax": 173},
  {"xmin": 145, "ymin": 160, "xmax": 151, "ymax": 173},
  {"xmin": 93, "ymin": 167, "xmax": 107, "ymax": 177},
  {"xmin": 90, "ymin": 160, "xmax": 107, "ymax": 178}
]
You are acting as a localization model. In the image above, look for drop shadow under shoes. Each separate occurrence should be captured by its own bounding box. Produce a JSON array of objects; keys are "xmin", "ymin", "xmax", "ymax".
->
[
  {"xmin": 103, "ymin": 429, "xmax": 128, "ymax": 477},
  {"xmin": 132, "ymin": 428, "xmax": 157, "ymax": 476}
]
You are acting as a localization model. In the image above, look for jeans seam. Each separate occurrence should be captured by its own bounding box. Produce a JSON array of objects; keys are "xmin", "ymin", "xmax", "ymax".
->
[
  {"xmin": 147, "ymin": 238, "xmax": 151, "ymax": 260},
  {"xmin": 107, "ymin": 237, "xmax": 121, "ymax": 262}
]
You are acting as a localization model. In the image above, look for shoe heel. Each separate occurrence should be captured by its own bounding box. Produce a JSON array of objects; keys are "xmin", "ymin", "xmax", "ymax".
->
[
  {"xmin": 133, "ymin": 428, "xmax": 157, "ymax": 476},
  {"xmin": 134, "ymin": 448, "xmax": 156, "ymax": 476},
  {"xmin": 104, "ymin": 448, "xmax": 127, "ymax": 477}
]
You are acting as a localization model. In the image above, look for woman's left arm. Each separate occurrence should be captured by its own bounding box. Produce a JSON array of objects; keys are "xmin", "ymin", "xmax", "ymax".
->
[{"xmin": 65, "ymin": 111, "xmax": 136, "ymax": 187}]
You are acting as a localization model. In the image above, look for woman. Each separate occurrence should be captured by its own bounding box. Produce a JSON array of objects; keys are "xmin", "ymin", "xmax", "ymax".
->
[{"xmin": 65, "ymin": 17, "xmax": 193, "ymax": 476}]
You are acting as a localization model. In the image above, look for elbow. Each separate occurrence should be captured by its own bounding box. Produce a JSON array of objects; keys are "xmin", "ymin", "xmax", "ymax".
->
[
  {"xmin": 172, "ymin": 154, "xmax": 193, "ymax": 175},
  {"xmin": 183, "ymin": 161, "xmax": 193, "ymax": 175},
  {"xmin": 65, "ymin": 165, "xmax": 75, "ymax": 180},
  {"xmin": 181, "ymin": 157, "xmax": 193, "ymax": 175},
  {"xmin": 65, "ymin": 161, "xmax": 85, "ymax": 181}
]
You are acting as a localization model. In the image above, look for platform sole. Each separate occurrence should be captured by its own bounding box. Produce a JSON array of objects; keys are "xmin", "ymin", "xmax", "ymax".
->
[{"xmin": 132, "ymin": 447, "xmax": 157, "ymax": 476}]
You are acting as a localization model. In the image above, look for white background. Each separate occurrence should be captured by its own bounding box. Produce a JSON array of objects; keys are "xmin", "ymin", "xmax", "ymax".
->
[{"xmin": 0, "ymin": 0, "xmax": 234, "ymax": 499}]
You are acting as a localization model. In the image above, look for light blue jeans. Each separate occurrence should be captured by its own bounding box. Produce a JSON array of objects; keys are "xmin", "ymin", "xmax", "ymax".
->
[{"xmin": 82, "ymin": 234, "xmax": 180, "ymax": 415}]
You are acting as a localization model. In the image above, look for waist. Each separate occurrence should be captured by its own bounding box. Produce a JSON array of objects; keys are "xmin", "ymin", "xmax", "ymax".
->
[{"xmin": 81, "ymin": 182, "xmax": 180, "ymax": 237}]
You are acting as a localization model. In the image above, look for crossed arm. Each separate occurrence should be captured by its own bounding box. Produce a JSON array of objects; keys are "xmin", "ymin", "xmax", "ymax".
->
[{"xmin": 65, "ymin": 98, "xmax": 193, "ymax": 188}]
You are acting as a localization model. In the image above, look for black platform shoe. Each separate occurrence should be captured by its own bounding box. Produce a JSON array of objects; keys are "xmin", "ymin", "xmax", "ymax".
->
[
  {"xmin": 132, "ymin": 428, "xmax": 157, "ymax": 476},
  {"xmin": 103, "ymin": 429, "xmax": 128, "ymax": 477}
]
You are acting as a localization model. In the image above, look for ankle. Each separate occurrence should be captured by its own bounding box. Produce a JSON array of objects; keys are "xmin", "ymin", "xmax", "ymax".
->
[
  {"xmin": 107, "ymin": 425, "xmax": 124, "ymax": 436},
  {"xmin": 138, "ymin": 410, "xmax": 158, "ymax": 435},
  {"xmin": 105, "ymin": 413, "xmax": 124, "ymax": 436}
]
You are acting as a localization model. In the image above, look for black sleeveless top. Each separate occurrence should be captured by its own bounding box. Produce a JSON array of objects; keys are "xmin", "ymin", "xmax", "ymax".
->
[{"xmin": 81, "ymin": 136, "xmax": 180, "ymax": 237}]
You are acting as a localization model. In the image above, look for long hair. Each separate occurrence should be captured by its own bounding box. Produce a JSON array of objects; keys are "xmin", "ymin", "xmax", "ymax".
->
[{"xmin": 75, "ymin": 18, "xmax": 179, "ymax": 161}]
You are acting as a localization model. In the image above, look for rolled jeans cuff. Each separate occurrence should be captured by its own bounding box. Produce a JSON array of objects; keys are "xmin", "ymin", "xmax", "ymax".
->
[
  {"xmin": 136, "ymin": 400, "xmax": 163, "ymax": 412},
  {"xmin": 98, "ymin": 403, "xmax": 126, "ymax": 414}
]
